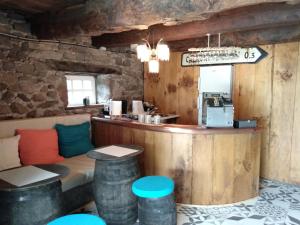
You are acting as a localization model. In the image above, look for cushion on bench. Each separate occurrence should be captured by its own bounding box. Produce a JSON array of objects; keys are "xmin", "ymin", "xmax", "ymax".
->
[
  {"xmin": 57, "ymin": 154, "xmax": 95, "ymax": 192},
  {"xmin": 0, "ymin": 135, "xmax": 21, "ymax": 171},
  {"xmin": 55, "ymin": 122, "xmax": 94, "ymax": 158},
  {"xmin": 17, "ymin": 129, "xmax": 64, "ymax": 165}
]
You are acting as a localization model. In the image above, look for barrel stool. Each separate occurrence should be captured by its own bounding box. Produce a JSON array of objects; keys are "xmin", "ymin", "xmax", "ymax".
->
[
  {"xmin": 132, "ymin": 176, "xmax": 176, "ymax": 225},
  {"xmin": 87, "ymin": 145, "xmax": 143, "ymax": 225},
  {"xmin": 47, "ymin": 214, "xmax": 106, "ymax": 225}
]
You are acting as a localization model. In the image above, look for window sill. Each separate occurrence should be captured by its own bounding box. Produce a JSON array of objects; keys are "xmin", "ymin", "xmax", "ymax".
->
[{"xmin": 66, "ymin": 104, "xmax": 103, "ymax": 110}]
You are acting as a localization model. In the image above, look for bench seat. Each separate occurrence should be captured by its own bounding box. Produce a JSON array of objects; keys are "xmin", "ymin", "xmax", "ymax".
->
[
  {"xmin": 57, "ymin": 155, "xmax": 95, "ymax": 192},
  {"xmin": 0, "ymin": 114, "xmax": 95, "ymax": 213}
]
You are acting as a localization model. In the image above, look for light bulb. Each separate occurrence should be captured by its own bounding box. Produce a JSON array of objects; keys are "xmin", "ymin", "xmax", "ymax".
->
[
  {"xmin": 149, "ymin": 59, "xmax": 159, "ymax": 73},
  {"xmin": 136, "ymin": 44, "xmax": 150, "ymax": 62},
  {"xmin": 156, "ymin": 43, "xmax": 170, "ymax": 61}
]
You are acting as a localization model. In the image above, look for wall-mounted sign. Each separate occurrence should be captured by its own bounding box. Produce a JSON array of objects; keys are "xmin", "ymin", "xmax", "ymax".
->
[{"xmin": 181, "ymin": 47, "xmax": 267, "ymax": 67}]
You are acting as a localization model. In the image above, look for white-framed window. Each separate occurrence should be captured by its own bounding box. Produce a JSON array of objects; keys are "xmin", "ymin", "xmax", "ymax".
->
[{"xmin": 66, "ymin": 75, "xmax": 96, "ymax": 106}]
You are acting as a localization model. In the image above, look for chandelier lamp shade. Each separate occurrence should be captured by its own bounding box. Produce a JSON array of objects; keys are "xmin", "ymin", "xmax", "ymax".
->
[
  {"xmin": 136, "ymin": 38, "xmax": 170, "ymax": 73},
  {"xmin": 148, "ymin": 58, "xmax": 159, "ymax": 73}
]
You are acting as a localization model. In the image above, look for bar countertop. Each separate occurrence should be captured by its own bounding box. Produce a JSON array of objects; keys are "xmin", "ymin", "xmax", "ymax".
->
[
  {"xmin": 92, "ymin": 117, "xmax": 261, "ymax": 135},
  {"xmin": 92, "ymin": 116, "xmax": 262, "ymax": 205}
]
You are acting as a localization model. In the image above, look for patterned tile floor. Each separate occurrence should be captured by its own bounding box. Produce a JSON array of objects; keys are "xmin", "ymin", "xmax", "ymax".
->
[{"xmin": 85, "ymin": 179, "xmax": 300, "ymax": 225}]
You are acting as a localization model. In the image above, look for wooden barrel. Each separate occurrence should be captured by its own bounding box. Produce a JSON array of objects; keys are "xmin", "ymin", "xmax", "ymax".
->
[
  {"xmin": 138, "ymin": 194, "xmax": 176, "ymax": 225},
  {"xmin": 0, "ymin": 180, "xmax": 63, "ymax": 225},
  {"xmin": 93, "ymin": 156, "xmax": 140, "ymax": 225}
]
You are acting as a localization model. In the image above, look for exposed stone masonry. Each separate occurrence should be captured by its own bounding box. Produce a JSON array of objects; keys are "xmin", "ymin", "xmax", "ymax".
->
[
  {"xmin": 0, "ymin": 10, "xmax": 143, "ymax": 120},
  {"xmin": 0, "ymin": 11, "xmax": 34, "ymax": 38}
]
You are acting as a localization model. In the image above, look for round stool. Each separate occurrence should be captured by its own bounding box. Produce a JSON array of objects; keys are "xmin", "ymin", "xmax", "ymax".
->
[
  {"xmin": 132, "ymin": 176, "xmax": 176, "ymax": 225},
  {"xmin": 47, "ymin": 214, "xmax": 106, "ymax": 225}
]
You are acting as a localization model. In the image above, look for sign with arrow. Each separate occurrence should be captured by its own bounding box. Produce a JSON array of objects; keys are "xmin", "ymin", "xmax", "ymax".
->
[{"xmin": 181, "ymin": 47, "xmax": 267, "ymax": 67}]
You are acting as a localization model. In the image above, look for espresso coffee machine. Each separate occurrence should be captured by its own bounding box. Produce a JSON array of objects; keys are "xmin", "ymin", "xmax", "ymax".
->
[{"xmin": 202, "ymin": 92, "xmax": 234, "ymax": 127}]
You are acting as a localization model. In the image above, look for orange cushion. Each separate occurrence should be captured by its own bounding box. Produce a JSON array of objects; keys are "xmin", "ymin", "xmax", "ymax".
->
[{"xmin": 17, "ymin": 129, "xmax": 64, "ymax": 165}]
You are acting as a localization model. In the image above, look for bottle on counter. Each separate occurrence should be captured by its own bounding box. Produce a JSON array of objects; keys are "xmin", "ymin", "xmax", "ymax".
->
[{"xmin": 83, "ymin": 96, "xmax": 90, "ymax": 106}]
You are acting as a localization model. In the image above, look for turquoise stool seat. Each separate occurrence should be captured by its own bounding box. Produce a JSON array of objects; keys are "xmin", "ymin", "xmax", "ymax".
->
[
  {"xmin": 132, "ymin": 176, "xmax": 174, "ymax": 198},
  {"xmin": 132, "ymin": 176, "xmax": 176, "ymax": 225},
  {"xmin": 47, "ymin": 214, "xmax": 106, "ymax": 225}
]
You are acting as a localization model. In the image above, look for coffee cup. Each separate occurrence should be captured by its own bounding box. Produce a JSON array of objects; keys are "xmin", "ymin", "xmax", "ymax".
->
[
  {"xmin": 153, "ymin": 115, "xmax": 161, "ymax": 124},
  {"xmin": 138, "ymin": 114, "xmax": 145, "ymax": 123},
  {"xmin": 145, "ymin": 115, "xmax": 152, "ymax": 124}
]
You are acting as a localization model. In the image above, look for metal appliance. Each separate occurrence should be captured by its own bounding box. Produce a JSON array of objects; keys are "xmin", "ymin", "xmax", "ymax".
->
[
  {"xmin": 233, "ymin": 120, "xmax": 257, "ymax": 128},
  {"xmin": 202, "ymin": 92, "xmax": 233, "ymax": 127},
  {"xmin": 121, "ymin": 100, "xmax": 128, "ymax": 114},
  {"xmin": 102, "ymin": 99, "xmax": 128, "ymax": 115}
]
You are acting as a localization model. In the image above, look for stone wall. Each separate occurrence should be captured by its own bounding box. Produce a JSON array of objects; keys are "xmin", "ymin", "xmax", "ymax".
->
[
  {"xmin": 0, "ymin": 10, "xmax": 143, "ymax": 120},
  {"xmin": 0, "ymin": 11, "xmax": 34, "ymax": 38}
]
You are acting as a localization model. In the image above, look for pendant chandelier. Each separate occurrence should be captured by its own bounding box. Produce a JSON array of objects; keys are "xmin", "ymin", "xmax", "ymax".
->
[{"xmin": 136, "ymin": 38, "xmax": 170, "ymax": 73}]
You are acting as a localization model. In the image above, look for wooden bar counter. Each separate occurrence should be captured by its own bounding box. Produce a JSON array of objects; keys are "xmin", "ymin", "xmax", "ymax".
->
[{"xmin": 92, "ymin": 117, "xmax": 261, "ymax": 205}]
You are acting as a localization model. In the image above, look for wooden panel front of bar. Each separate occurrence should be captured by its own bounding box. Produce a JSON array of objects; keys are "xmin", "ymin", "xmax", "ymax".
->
[{"xmin": 92, "ymin": 118, "xmax": 261, "ymax": 205}]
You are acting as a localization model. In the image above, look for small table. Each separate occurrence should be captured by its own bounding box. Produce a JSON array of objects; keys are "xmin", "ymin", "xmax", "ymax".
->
[
  {"xmin": 87, "ymin": 145, "xmax": 143, "ymax": 225},
  {"xmin": 0, "ymin": 164, "xmax": 69, "ymax": 225}
]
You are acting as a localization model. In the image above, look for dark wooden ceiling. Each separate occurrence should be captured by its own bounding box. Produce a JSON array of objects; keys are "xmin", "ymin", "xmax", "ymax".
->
[
  {"xmin": 1, "ymin": 0, "xmax": 300, "ymax": 50},
  {"xmin": 0, "ymin": 0, "xmax": 85, "ymax": 15},
  {"xmin": 92, "ymin": 3, "xmax": 300, "ymax": 48}
]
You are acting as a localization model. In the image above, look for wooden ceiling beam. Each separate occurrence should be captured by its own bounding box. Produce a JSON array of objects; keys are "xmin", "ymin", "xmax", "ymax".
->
[
  {"xmin": 167, "ymin": 24, "xmax": 300, "ymax": 51},
  {"xmin": 92, "ymin": 3, "xmax": 300, "ymax": 48}
]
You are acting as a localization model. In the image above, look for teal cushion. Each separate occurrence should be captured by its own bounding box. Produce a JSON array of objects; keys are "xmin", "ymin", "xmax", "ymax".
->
[
  {"xmin": 132, "ymin": 176, "xmax": 174, "ymax": 198},
  {"xmin": 55, "ymin": 122, "xmax": 94, "ymax": 157},
  {"xmin": 48, "ymin": 214, "xmax": 106, "ymax": 225}
]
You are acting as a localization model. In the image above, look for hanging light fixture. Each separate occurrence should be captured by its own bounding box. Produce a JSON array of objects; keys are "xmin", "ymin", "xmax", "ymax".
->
[
  {"xmin": 136, "ymin": 38, "xmax": 170, "ymax": 73},
  {"xmin": 136, "ymin": 43, "xmax": 150, "ymax": 62},
  {"xmin": 148, "ymin": 59, "xmax": 159, "ymax": 73},
  {"xmin": 188, "ymin": 33, "xmax": 241, "ymax": 53},
  {"xmin": 156, "ymin": 40, "xmax": 170, "ymax": 61}
]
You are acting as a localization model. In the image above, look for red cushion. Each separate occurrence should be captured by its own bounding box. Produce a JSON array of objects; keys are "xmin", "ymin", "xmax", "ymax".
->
[{"xmin": 17, "ymin": 129, "xmax": 64, "ymax": 165}]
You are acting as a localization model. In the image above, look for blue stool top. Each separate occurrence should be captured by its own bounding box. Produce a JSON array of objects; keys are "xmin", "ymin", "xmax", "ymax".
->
[
  {"xmin": 47, "ymin": 214, "xmax": 106, "ymax": 225},
  {"xmin": 132, "ymin": 176, "xmax": 174, "ymax": 198}
]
